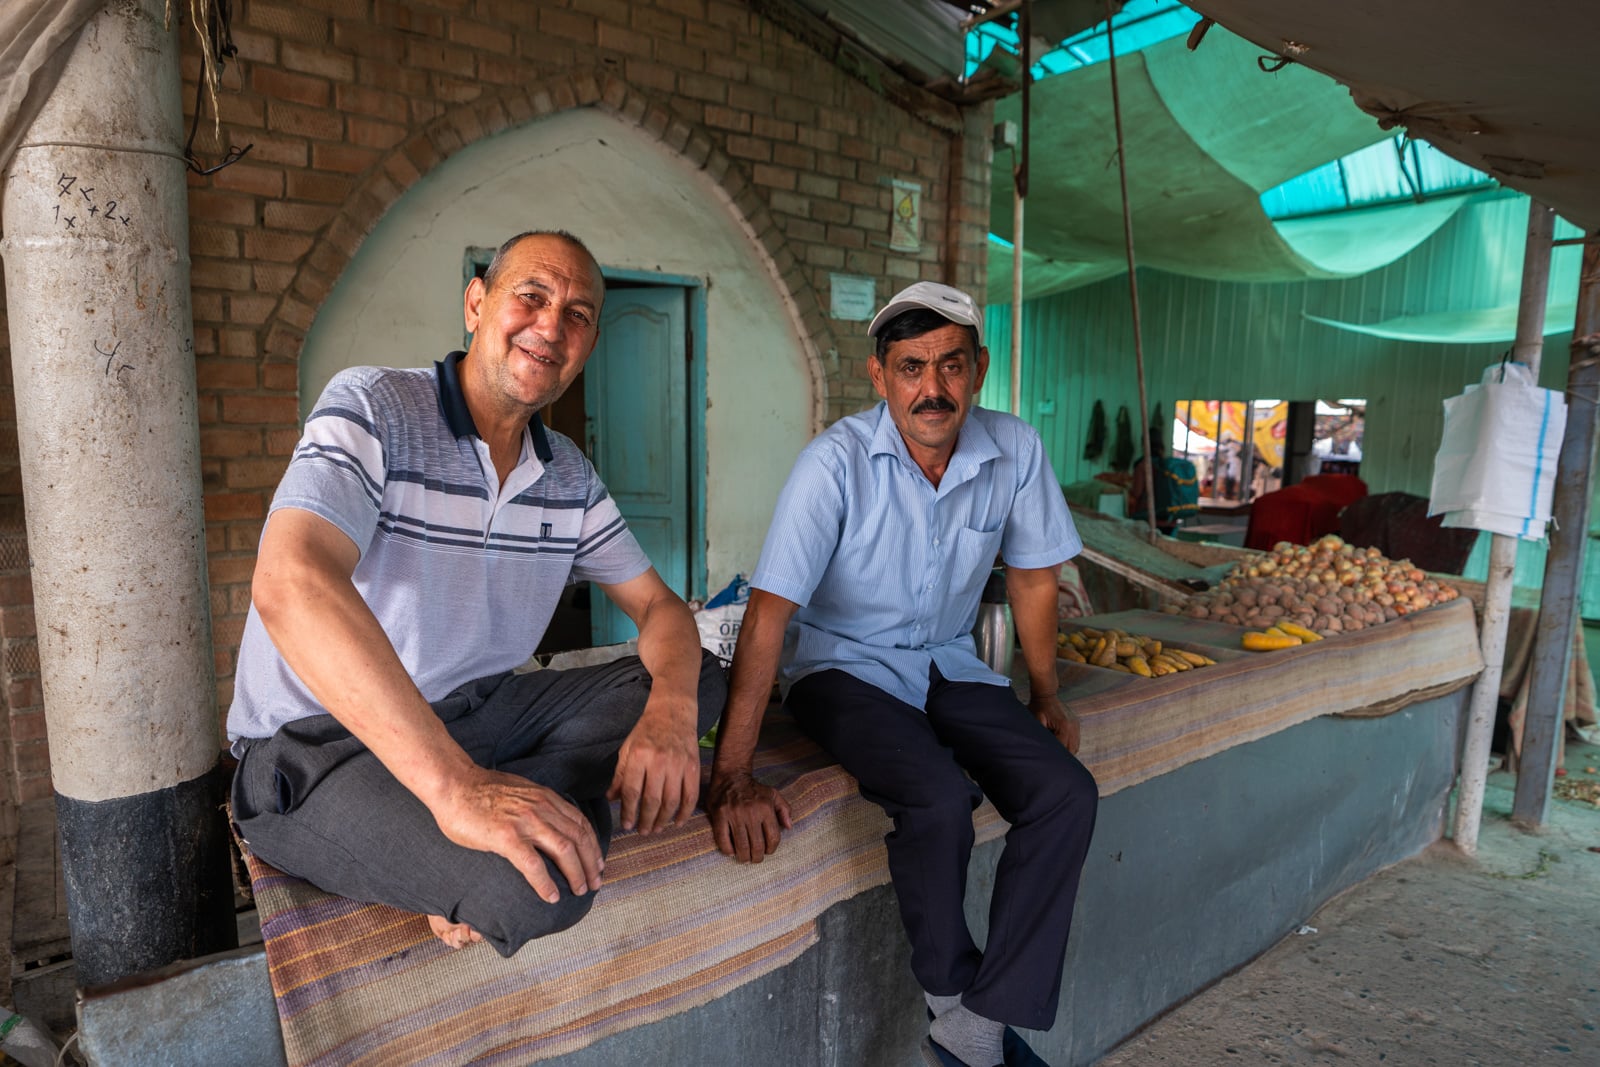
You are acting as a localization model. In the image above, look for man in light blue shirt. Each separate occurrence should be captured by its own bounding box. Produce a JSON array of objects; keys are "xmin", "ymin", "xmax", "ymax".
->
[{"xmin": 706, "ymin": 282, "xmax": 1098, "ymax": 1067}]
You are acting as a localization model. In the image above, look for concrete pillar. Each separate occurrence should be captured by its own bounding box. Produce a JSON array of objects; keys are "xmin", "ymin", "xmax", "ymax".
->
[{"xmin": 0, "ymin": 0, "xmax": 234, "ymax": 985}]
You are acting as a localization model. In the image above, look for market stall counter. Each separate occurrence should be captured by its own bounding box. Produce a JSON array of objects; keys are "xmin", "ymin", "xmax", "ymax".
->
[{"xmin": 99, "ymin": 600, "xmax": 1482, "ymax": 1066}]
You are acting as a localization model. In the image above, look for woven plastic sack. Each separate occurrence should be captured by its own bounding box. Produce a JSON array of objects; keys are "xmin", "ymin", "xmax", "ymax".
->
[
  {"xmin": 1428, "ymin": 361, "xmax": 1565, "ymax": 540},
  {"xmin": 695, "ymin": 575, "xmax": 749, "ymax": 667}
]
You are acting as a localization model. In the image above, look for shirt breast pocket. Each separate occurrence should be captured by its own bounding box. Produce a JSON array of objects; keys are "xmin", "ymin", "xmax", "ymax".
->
[{"xmin": 951, "ymin": 524, "xmax": 1004, "ymax": 607}]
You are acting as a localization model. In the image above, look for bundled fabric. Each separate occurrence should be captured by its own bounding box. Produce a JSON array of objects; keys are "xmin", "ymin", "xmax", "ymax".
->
[
  {"xmin": 1111, "ymin": 405, "xmax": 1134, "ymax": 472},
  {"xmin": 1082, "ymin": 400, "xmax": 1107, "ymax": 461},
  {"xmin": 1429, "ymin": 361, "xmax": 1565, "ymax": 540}
]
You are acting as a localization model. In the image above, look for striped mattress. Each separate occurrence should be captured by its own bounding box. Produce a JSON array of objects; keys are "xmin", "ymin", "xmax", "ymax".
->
[{"xmin": 241, "ymin": 597, "xmax": 1482, "ymax": 1065}]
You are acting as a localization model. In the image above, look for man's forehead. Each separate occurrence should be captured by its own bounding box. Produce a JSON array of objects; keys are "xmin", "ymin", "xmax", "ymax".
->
[
  {"xmin": 884, "ymin": 324, "xmax": 977, "ymax": 361},
  {"xmin": 499, "ymin": 237, "xmax": 600, "ymax": 293}
]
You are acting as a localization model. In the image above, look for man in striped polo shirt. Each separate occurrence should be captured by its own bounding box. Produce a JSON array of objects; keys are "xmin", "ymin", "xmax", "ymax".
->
[{"xmin": 228, "ymin": 230, "xmax": 724, "ymax": 955}]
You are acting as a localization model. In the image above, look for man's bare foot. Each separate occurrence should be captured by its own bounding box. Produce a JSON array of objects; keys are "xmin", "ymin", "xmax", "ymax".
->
[{"xmin": 428, "ymin": 914, "xmax": 483, "ymax": 950}]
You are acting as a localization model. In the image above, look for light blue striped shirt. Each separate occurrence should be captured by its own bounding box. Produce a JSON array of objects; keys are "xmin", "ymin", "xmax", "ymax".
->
[
  {"xmin": 228, "ymin": 355, "xmax": 650, "ymax": 741},
  {"xmin": 751, "ymin": 402, "xmax": 1080, "ymax": 709}
]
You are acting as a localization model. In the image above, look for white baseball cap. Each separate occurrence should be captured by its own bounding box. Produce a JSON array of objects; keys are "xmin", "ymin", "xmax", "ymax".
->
[{"xmin": 867, "ymin": 281, "xmax": 984, "ymax": 338}]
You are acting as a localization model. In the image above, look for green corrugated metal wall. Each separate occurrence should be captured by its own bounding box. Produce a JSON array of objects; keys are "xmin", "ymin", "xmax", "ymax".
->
[{"xmin": 981, "ymin": 192, "xmax": 1598, "ymax": 607}]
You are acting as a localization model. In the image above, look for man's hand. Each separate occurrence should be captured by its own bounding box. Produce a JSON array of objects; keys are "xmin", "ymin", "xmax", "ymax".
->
[
  {"xmin": 607, "ymin": 690, "xmax": 702, "ymax": 834},
  {"xmin": 1030, "ymin": 691, "xmax": 1081, "ymax": 754},
  {"xmin": 706, "ymin": 771, "xmax": 793, "ymax": 863},
  {"xmin": 431, "ymin": 767, "xmax": 605, "ymax": 904}
]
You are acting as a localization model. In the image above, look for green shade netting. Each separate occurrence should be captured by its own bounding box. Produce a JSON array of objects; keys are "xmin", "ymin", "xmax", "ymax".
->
[
  {"xmin": 987, "ymin": 28, "xmax": 1469, "ymax": 303},
  {"xmin": 1302, "ymin": 304, "xmax": 1578, "ymax": 345}
]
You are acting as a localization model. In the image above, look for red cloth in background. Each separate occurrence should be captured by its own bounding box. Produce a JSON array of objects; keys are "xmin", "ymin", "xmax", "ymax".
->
[
  {"xmin": 1339, "ymin": 491, "xmax": 1479, "ymax": 575},
  {"xmin": 1298, "ymin": 474, "xmax": 1369, "ymax": 510},
  {"xmin": 1244, "ymin": 474, "xmax": 1369, "ymax": 550}
]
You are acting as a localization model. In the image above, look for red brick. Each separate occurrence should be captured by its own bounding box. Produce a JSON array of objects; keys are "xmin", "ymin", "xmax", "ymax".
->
[
  {"xmin": 677, "ymin": 72, "xmax": 725, "ymax": 103},
  {"xmin": 285, "ymin": 170, "xmax": 354, "ymax": 204},
  {"xmin": 406, "ymin": 38, "xmax": 477, "ymax": 77},
  {"xmin": 281, "ymin": 40, "xmax": 356, "ymax": 81},
  {"xmin": 268, "ymin": 101, "xmax": 345, "ymax": 141},
  {"xmin": 262, "ymin": 364, "xmax": 299, "ymax": 392},
  {"xmin": 241, "ymin": 231, "xmax": 313, "ymax": 264},
  {"xmin": 724, "ymin": 134, "xmax": 770, "ymax": 162},
  {"xmin": 0, "ymin": 604, "xmax": 34, "ymax": 639},
  {"xmin": 310, "ymin": 142, "xmax": 380, "ymax": 174},
  {"xmin": 222, "ymin": 394, "xmax": 299, "ymax": 425},
  {"xmin": 209, "ymin": 163, "xmax": 284, "ymax": 198},
  {"xmin": 15, "ymin": 739, "xmax": 50, "ymax": 776},
  {"xmin": 702, "ymin": 104, "xmax": 750, "ymax": 133},
  {"xmin": 0, "ymin": 575, "xmax": 34, "ymax": 605},
  {"xmin": 204, "ymin": 492, "xmax": 268, "ymax": 523},
  {"xmin": 626, "ymin": 59, "xmax": 676, "ymax": 94},
  {"xmin": 7, "ymin": 676, "xmax": 43, "ymax": 711},
  {"xmin": 10, "ymin": 710, "xmax": 47, "ymax": 743},
  {"xmin": 190, "ymin": 223, "xmax": 240, "ymax": 258},
  {"xmin": 227, "ymin": 521, "xmax": 268, "ymax": 552},
  {"xmin": 449, "ymin": 17, "xmax": 516, "ymax": 54},
  {"xmin": 209, "ymin": 556, "xmax": 259, "ymax": 589},
  {"xmin": 631, "ymin": 6, "xmax": 683, "ymax": 39},
  {"xmin": 251, "ymin": 66, "xmax": 331, "ymax": 108},
  {"xmin": 201, "ymin": 429, "xmax": 263, "ymax": 461},
  {"xmin": 374, "ymin": 0, "xmax": 444, "ymax": 35},
  {"xmin": 197, "ymin": 361, "xmax": 259, "ymax": 392},
  {"xmin": 193, "ymin": 257, "xmax": 256, "ymax": 291},
  {"xmin": 752, "ymin": 163, "xmax": 796, "ymax": 191},
  {"xmin": 539, "ymin": 7, "xmax": 598, "ymax": 44},
  {"xmin": 17, "ymin": 774, "xmax": 53, "ymax": 804},
  {"xmin": 186, "ymin": 189, "xmax": 257, "ymax": 227},
  {"xmin": 334, "ymin": 83, "xmax": 410, "ymax": 124},
  {"xmin": 266, "ymin": 428, "xmax": 302, "ymax": 456},
  {"xmin": 228, "ymin": 294, "xmax": 278, "ymax": 327},
  {"xmin": 348, "ymin": 117, "xmax": 407, "ymax": 149},
  {"xmin": 238, "ymin": 132, "xmax": 312, "ymax": 168},
  {"xmin": 230, "ymin": 28, "xmax": 279, "ymax": 64},
  {"xmin": 247, "ymin": 1, "xmax": 332, "ymax": 43}
]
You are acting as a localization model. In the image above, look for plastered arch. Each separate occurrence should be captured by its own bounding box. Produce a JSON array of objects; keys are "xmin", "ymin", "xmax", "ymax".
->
[{"xmin": 265, "ymin": 71, "xmax": 831, "ymax": 435}]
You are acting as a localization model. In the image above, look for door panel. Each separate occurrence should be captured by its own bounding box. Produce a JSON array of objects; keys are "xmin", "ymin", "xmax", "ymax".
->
[{"xmin": 585, "ymin": 286, "xmax": 689, "ymax": 644}]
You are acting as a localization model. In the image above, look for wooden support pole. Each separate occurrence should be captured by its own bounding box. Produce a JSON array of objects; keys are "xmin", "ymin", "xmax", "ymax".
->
[
  {"xmin": 1453, "ymin": 200, "xmax": 1553, "ymax": 855},
  {"xmin": 1512, "ymin": 233, "xmax": 1600, "ymax": 827}
]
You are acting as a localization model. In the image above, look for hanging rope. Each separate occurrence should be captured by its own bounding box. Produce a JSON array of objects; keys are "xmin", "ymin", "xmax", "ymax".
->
[
  {"xmin": 167, "ymin": 0, "xmax": 252, "ymax": 174},
  {"xmin": 1105, "ymin": 1, "xmax": 1159, "ymax": 542}
]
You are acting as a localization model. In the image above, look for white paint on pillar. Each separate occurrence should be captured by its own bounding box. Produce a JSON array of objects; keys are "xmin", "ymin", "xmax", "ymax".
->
[
  {"xmin": 300, "ymin": 107, "xmax": 820, "ymax": 583},
  {"xmin": 0, "ymin": 0, "xmax": 215, "ymax": 800}
]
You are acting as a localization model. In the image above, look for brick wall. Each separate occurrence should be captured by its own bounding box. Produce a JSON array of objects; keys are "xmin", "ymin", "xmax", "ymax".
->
[{"xmin": 0, "ymin": 0, "xmax": 995, "ymax": 790}]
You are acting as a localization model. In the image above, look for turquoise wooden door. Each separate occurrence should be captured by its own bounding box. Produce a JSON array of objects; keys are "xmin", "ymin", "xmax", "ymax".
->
[{"xmin": 585, "ymin": 286, "xmax": 690, "ymax": 644}]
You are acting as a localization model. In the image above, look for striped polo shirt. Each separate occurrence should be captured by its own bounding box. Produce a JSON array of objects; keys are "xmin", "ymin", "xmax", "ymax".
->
[{"xmin": 227, "ymin": 352, "xmax": 651, "ymax": 742}]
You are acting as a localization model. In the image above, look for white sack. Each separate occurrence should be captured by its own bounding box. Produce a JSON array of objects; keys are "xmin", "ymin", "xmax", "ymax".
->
[{"xmin": 1428, "ymin": 362, "xmax": 1565, "ymax": 541}]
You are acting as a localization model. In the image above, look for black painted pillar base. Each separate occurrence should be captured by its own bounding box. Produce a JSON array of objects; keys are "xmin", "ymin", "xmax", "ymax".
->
[{"xmin": 56, "ymin": 760, "xmax": 238, "ymax": 988}]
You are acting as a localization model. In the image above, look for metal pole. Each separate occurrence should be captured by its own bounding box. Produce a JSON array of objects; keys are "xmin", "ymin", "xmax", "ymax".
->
[
  {"xmin": 1105, "ymin": 3, "xmax": 1157, "ymax": 540},
  {"xmin": 1513, "ymin": 232, "xmax": 1600, "ymax": 827},
  {"xmin": 1009, "ymin": 2, "xmax": 1030, "ymax": 417},
  {"xmin": 0, "ymin": 0, "xmax": 234, "ymax": 984},
  {"xmin": 1240, "ymin": 403, "xmax": 1257, "ymax": 503},
  {"xmin": 1454, "ymin": 200, "xmax": 1554, "ymax": 854}
]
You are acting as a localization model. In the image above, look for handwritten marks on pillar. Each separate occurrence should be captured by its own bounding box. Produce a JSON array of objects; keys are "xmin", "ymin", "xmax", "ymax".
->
[{"xmin": 53, "ymin": 173, "xmax": 133, "ymax": 230}]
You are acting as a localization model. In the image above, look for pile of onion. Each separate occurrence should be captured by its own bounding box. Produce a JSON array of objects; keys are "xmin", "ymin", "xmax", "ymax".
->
[{"xmin": 1163, "ymin": 534, "xmax": 1460, "ymax": 636}]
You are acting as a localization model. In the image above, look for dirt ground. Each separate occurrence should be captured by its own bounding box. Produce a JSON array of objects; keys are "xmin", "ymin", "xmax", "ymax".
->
[{"xmin": 1097, "ymin": 736, "xmax": 1600, "ymax": 1066}]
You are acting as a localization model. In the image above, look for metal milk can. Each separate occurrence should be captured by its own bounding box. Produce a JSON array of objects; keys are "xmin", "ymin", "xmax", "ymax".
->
[{"xmin": 971, "ymin": 567, "xmax": 1015, "ymax": 676}]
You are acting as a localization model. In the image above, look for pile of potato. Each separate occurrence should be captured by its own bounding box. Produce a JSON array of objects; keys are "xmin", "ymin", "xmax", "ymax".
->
[
  {"xmin": 1165, "ymin": 534, "xmax": 1460, "ymax": 637},
  {"xmin": 1058, "ymin": 626, "xmax": 1217, "ymax": 677}
]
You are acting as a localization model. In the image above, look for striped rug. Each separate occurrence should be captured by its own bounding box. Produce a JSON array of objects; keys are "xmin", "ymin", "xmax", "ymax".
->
[{"xmin": 243, "ymin": 597, "xmax": 1481, "ymax": 1065}]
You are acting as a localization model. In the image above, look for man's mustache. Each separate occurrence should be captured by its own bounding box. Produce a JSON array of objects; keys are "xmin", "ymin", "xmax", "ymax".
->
[{"xmin": 912, "ymin": 396, "xmax": 957, "ymax": 414}]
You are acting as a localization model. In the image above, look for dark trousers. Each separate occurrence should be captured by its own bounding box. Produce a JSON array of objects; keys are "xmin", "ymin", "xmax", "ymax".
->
[
  {"xmin": 232, "ymin": 651, "xmax": 726, "ymax": 957},
  {"xmin": 787, "ymin": 668, "xmax": 1097, "ymax": 1030}
]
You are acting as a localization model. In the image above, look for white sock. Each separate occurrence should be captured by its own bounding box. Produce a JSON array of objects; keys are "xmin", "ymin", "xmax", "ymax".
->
[
  {"xmin": 925, "ymin": 991, "xmax": 963, "ymax": 1018},
  {"xmin": 929, "ymin": 1004, "xmax": 1004, "ymax": 1067}
]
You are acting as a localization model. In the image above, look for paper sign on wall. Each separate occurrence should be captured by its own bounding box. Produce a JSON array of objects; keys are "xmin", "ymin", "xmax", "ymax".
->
[
  {"xmin": 889, "ymin": 179, "xmax": 921, "ymax": 252},
  {"xmin": 829, "ymin": 273, "xmax": 876, "ymax": 321}
]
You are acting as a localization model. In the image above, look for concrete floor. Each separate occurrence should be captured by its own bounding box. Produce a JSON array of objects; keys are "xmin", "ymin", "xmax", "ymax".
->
[{"xmin": 1097, "ymin": 734, "xmax": 1600, "ymax": 1066}]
